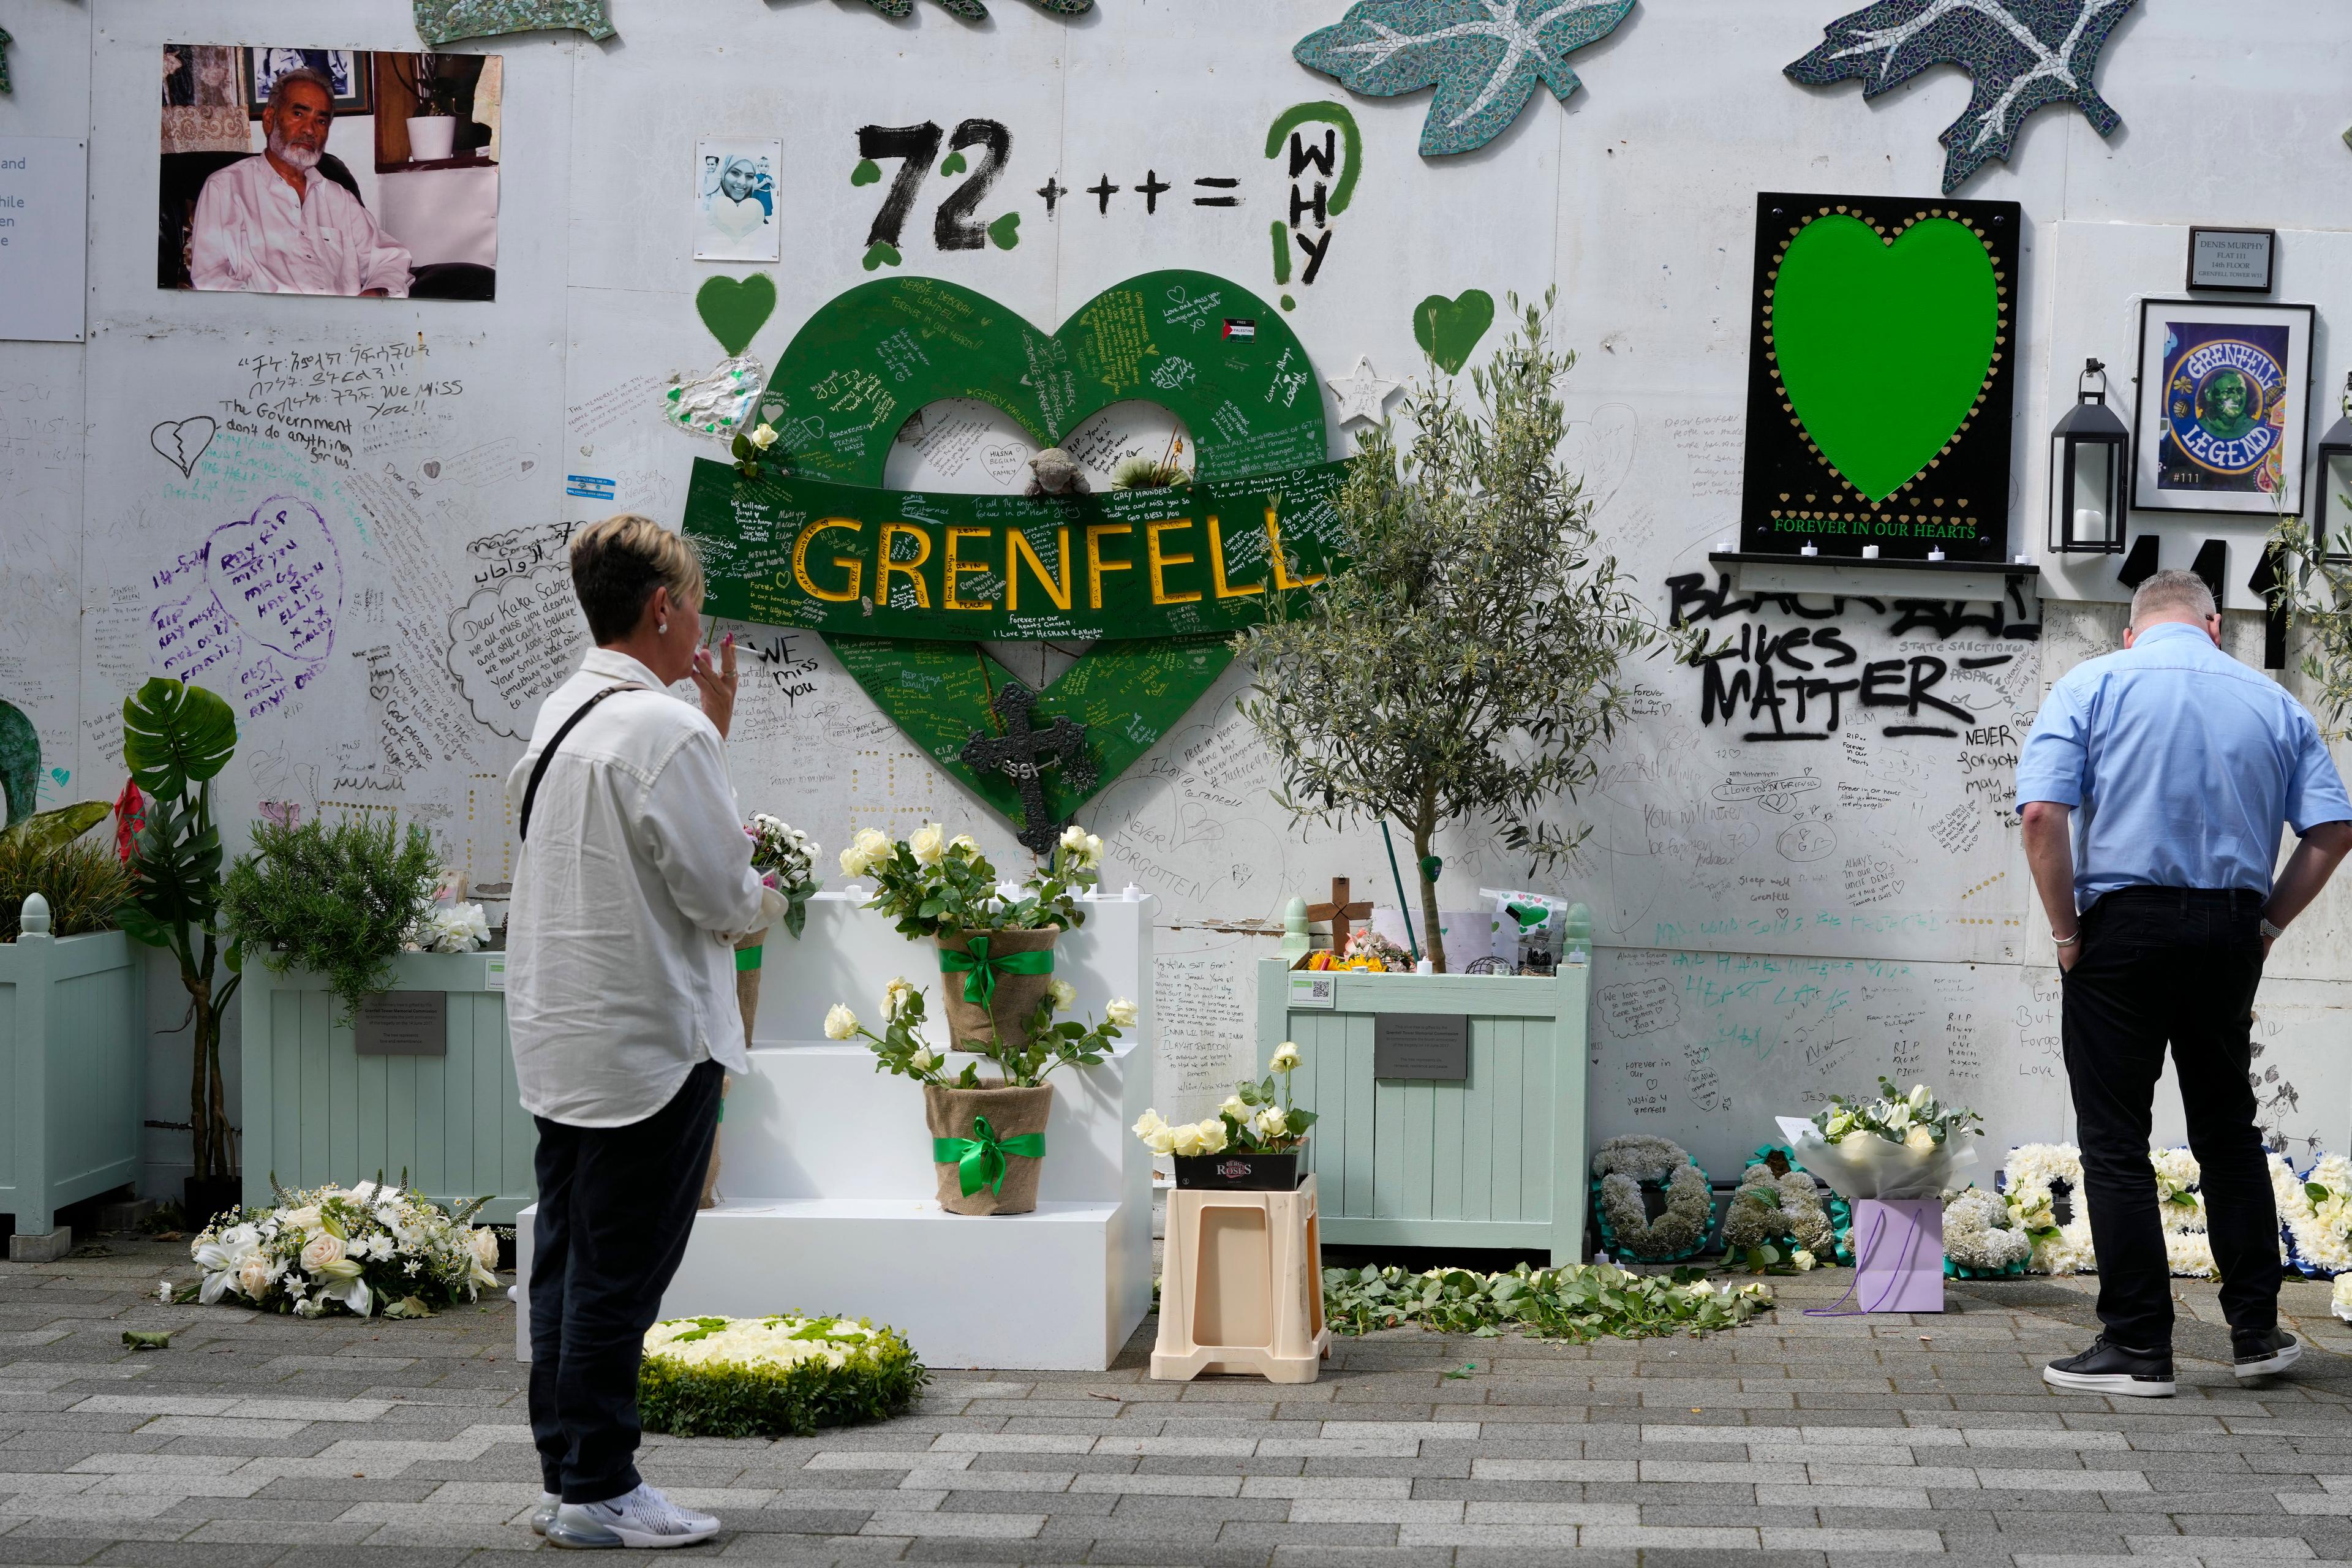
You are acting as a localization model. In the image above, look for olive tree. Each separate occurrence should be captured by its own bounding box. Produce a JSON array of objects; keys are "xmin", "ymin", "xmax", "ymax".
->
[{"xmin": 1234, "ymin": 293, "xmax": 1672, "ymax": 971}]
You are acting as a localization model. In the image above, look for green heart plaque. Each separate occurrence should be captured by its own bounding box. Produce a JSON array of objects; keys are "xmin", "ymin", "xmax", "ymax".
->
[
  {"xmin": 696, "ymin": 273, "xmax": 777, "ymax": 358},
  {"xmin": 691, "ymin": 271, "xmax": 1330, "ymax": 835},
  {"xmin": 1770, "ymin": 214, "xmax": 1997, "ymax": 503},
  {"xmin": 1412, "ymin": 289, "xmax": 1495, "ymax": 376}
]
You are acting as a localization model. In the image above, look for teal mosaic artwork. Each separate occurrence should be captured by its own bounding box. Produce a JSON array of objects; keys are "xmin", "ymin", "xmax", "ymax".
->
[{"xmin": 413, "ymin": 0, "xmax": 617, "ymax": 47}]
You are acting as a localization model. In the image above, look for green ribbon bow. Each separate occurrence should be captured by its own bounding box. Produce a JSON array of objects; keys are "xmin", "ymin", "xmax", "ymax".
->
[
  {"xmin": 932, "ymin": 1114, "xmax": 1046, "ymax": 1197},
  {"xmin": 938, "ymin": 934, "xmax": 1054, "ymax": 1009}
]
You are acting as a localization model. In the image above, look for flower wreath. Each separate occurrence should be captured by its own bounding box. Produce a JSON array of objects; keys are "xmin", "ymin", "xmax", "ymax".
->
[
  {"xmin": 2149, "ymin": 1147, "xmax": 2217, "ymax": 1280},
  {"xmin": 1999, "ymin": 1144, "xmax": 2097, "ymax": 1276},
  {"xmin": 1723, "ymin": 1144, "xmax": 1845, "ymax": 1267},
  {"xmin": 2270, "ymin": 1151, "xmax": 2352, "ymax": 1278},
  {"xmin": 1942, "ymin": 1186, "xmax": 2032, "ymax": 1279},
  {"xmin": 1590, "ymin": 1135, "xmax": 1713, "ymax": 1263}
]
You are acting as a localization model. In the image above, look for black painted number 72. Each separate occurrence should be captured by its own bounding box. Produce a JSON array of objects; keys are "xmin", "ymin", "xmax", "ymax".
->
[{"xmin": 858, "ymin": 118, "xmax": 1012, "ymax": 252}]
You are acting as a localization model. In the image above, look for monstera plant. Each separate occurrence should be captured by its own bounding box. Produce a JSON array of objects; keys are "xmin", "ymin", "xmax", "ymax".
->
[{"xmin": 115, "ymin": 678, "xmax": 243, "ymax": 1226}]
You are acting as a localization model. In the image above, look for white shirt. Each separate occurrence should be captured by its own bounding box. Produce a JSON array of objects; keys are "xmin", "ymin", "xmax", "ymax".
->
[
  {"xmin": 188, "ymin": 154, "xmax": 415, "ymax": 298},
  {"xmin": 505, "ymin": 649, "xmax": 769, "ymax": 1127}
]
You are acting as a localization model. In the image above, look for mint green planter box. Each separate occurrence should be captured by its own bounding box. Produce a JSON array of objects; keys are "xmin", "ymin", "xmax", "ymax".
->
[
  {"xmin": 1, "ymin": 916, "xmax": 143, "ymax": 1237},
  {"xmin": 1254, "ymin": 938, "xmax": 1592, "ymax": 1262},
  {"xmin": 239, "ymin": 952, "xmax": 536, "ymax": 1223}
]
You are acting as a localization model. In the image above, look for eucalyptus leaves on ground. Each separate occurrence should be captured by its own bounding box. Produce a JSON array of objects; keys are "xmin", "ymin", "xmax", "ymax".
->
[
  {"xmin": 1235, "ymin": 292, "xmax": 1682, "ymax": 971},
  {"xmin": 1321, "ymin": 1262, "xmax": 1773, "ymax": 1343}
]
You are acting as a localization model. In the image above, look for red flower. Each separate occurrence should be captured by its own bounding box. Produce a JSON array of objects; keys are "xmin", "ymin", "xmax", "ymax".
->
[{"xmin": 113, "ymin": 778, "xmax": 145, "ymax": 865}]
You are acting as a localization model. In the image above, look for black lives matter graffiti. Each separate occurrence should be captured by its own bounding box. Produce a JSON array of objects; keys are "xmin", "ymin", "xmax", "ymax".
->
[{"xmin": 1667, "ymin": 572, "xmax": 2037, "ymax": 744}]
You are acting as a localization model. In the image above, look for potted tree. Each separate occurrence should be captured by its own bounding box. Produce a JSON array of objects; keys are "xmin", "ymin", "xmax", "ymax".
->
[
  {"xmin": 115, "ymin": 679, "xmax": 243, "ymax": 1229},
  {"xmin": 840, "ymin": 823, "xmax": 1100, "ymax": 1047},
  {"xmin": 826, "ymin": 979, "xmax": 1134, "ymax": 1216},
  {"xmin": 1232, "ymin": 292, "xmax": 1687, "ymax": 971},
  {"xmin": 220, "ymin": 815, "xmax": 443, "ymax": 1024}
]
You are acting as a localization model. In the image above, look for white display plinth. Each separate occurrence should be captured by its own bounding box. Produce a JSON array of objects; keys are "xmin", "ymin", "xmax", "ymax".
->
[{"xmin": 516, "ymin": 888, "xmax": 1155, "ymax": 1370}]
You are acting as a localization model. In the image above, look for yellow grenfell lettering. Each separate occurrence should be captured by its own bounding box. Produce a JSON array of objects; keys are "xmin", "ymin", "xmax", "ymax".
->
[
  {"xmin": 793, "ymin": 518, "xmax": 863, "ymax": 603},
  {"xmin": 944, "ymin": 526, "xmax": 994, "ymax": 611},
  {"xmin": 878, "ymin": 523, "xmax": 933, "ymax": 609},
  {"xmin": 1206, "ymin": 514, "xmax": 1264, "ymax": 599},
  {"xmin": 1267, "ymin": 506, "xmax": 1324, "ymax": 590},
  {"xmin": 1086, "ymin": 522, "xmax": 1134, "ymax": 611},
  {"xmin": 1146, "ymin": 519, "xmax": 1203, "ymax": 605},
  {"xmin": 1006, "ymin": 526, "xmax": 1072, "ymax": 613}
]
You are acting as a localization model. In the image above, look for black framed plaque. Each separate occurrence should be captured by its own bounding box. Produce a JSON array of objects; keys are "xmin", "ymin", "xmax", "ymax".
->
[
  {"xmin": 1373, "ymin": 1012, "xmax": 1468, "ymax": 1080},
  {"xmin": 2187, "ymin": 227, "xmax": 2276, "ymax": 294},
  {"xmin": 1738, "ymin": 192, "xmax": 2021, "ymax": 562},
  {"xmin": 355, "ymin": 991, "xmax": 447, "ymax": 1056}
]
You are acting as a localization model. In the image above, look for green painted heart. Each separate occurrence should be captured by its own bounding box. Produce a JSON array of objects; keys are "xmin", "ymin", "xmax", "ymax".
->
[
  {"xmin": 1771, "ymin": 215, "xmax": 1997, "ymax": 503},
  {"xmin": 699, "ymin": 270, "xmax": 1330, "ymax": 835},
  {"xmin": 1412, "ymin": 288, "xmax": 1495, "ymax": 375},
  {"xmin": 696, "ymin": 273, "xmax": 777, "ymax": 357}
]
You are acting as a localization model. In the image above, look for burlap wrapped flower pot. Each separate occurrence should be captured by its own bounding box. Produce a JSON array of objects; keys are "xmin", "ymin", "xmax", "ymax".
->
[
  {"xmin": 698, "ymin": 930, "xmax": 765, "ymax": 1210},
  {"xmin": 933, "ymin": 927, "xmax": 1059, "ymax": 1049},
  {"xmin": 923, "ymin": 1082, "xmax": 1053, "ymax": 1216}
]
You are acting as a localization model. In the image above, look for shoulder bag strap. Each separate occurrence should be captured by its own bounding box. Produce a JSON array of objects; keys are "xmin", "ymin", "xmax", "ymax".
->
[{"xmin": 518, "ymin": 683, "xmax": 647, "ymax": 844}]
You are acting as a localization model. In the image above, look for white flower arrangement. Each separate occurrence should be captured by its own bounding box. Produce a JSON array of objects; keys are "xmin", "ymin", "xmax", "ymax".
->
[
  {"xmin": 1591, "ymin": 1136, "xmax": 1713, "ymax": 1262},
  {"xmin": 1999, "ymin": 1143, "xmax": 2097, "ymax": 1275},
  {"xmin": 2274, "ymin": 1152, "xmax": 2352, "ymax": 1276},
  {"xmin": 644, "ymin": 1313, "xmax": 881, "ymax": 1373},
  {"xmin": 2149, "ymin": 1147, "xmax": 2215, "ymax": 1280},
  {"xmin": 2334, "ymin": 1273, "xmax": 2352, "ymax": 1322},
  {"xmin": 1943, "ymin": 1186, "xmax": 2034, "ymax": 1275},
  {"xmin": 1718, "ymin": 1164, "xmax": 1836, "ymax": 1270},
  {"xmin": 638, "ymin": 1314, "xmax": 926, "ymax": 1438},
  {"xmin": 745, "ymin": 813, "xmax": 821, "ymax": 938},
  {"xmin": 1134, "ymin": 1040, "xmax": 1316, "ymax": 1158},
  {"xmin": 184, "ymin": 1179, "xmax": 500, "ymax": 1319},
  {"xmin": 404, "ymin": 902, "xmax": 490, "ymax": 954},
  {"xmin": 1787, "ymin": 1080, "xmax": 1982, "ymax": 1202}
]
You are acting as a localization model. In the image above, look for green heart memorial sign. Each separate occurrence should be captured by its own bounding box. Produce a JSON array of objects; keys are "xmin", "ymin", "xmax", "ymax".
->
[
  {"xmin": 681, "ymin": 270, "xmax": 1345, "ymax": 839},
  {"xmin": 1736, "ymin": 192, "xmax": 2019, "ymax": 562}
]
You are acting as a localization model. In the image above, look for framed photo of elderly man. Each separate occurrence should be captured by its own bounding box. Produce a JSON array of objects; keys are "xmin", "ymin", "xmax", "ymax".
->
[
  {"xmin": 2131, "ymin": 298, "xmax": 2315, "ymax": 515},
  {"xmin": 159, "ymin": 45, "xmax": 503, "ymax": 301}
]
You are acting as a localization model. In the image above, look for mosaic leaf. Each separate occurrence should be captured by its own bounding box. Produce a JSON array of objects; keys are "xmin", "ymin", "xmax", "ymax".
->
[
  {"xmin": 1292, "ymin": 0, "xmax": 1636, "ymax": 157},
  {"xmin": 0, "ymin": 27, "xmax": 13, "ymax": 94},
  {"xmin": 414, "ymin": 0, "xmax": 616, "ymax": 45},
  {"xmin": 1785, "ymin": 0, "xmax": 2139, "ymax": 194},
  {"xmin": 858, "ymin": 0, "xmax": 1093, "ymax": 16}
]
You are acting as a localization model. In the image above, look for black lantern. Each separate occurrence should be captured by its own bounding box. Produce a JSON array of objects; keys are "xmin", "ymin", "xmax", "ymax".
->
[
  {"xmin": 2048, "ymin": 358, "xmax": 2129, "ymax": 554},
  {"xmin": 2313, "ymin": 371, "xmax": 2352, "ymax": 560}
]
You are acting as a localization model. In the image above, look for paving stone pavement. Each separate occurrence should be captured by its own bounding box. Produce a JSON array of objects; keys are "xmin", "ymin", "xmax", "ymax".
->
[{"xmin": 6, "ymin": 1232, "xmax": 2352, "ymax": 1566}]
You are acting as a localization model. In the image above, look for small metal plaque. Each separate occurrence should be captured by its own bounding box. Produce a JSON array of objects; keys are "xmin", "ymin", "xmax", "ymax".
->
[
  {"xmin": 355, "ymin": 991, "xmax": 447, "ymax": 1057},
  {"xmin": 2187, "ymin": 226, "xmax": 2275, "ymax": 293},
  {"xmin": 1373, "ymin": 1012, "xmax": 1468, "ymax": 1080},
  {"xmin": 1288, "ymin": 973, "xmax": 1338, "ymax": 1011}
]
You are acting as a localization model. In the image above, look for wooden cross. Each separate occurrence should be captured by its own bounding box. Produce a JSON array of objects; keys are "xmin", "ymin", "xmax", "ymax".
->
[
  {"xmin": 1307, "ymin": 876, "xmax": 1374, "ymax": 951},
  {"xmin": 959, "ymin": 679, "xmax": 1098, "ymax": 856}
]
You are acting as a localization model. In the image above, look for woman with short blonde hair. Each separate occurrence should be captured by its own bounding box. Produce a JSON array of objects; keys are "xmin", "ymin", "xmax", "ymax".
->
[{"xmin": 506, "ymin": 513, "xmax": 774, "ymax": 1548}]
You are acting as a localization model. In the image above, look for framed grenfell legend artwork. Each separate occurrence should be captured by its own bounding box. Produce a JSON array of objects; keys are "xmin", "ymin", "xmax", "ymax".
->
[
  {"xmin": 2130, "ymin": 298, "xmax": 2314, "ymax": 516},
  {"xmin": 1738, "ymin": 192, "xmax": 2022, "ymax": 561}
]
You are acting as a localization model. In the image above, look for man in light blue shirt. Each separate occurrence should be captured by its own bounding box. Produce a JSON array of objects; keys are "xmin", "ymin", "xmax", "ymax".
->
[{"xmin": 2016, "ymin": 569, "xmax": 2352, "ymax": 1398}]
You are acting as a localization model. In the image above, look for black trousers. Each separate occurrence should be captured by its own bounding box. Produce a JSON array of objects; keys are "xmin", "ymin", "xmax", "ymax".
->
[
  {"xmin": 2060, "ymin": 886, "xmax": 2277, "ymax": 1350},
  {"xmin": 530, "ymin": 1058, "xmax": 723, "ymax": 1504}
]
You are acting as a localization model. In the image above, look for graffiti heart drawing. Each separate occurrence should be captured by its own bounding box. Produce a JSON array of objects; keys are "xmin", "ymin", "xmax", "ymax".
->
[{"xmin": 149, "ymin": 417, "xmax": 217, "ymax": 479}]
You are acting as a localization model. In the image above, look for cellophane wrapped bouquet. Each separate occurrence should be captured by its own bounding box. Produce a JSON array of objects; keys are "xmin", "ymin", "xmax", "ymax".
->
[
  {"xmin": 1779, "ymin": 1078, "xmax": 1981, "ymax": 1200},
  {"xmin": 183, "ymin": 1178, "xmax": 502, "ymax": 1319}
]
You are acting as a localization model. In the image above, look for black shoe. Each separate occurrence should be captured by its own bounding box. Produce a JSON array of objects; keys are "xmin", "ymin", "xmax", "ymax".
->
[
  {"xmin": 2043, "ymin": 1336, "xmax": 2175, "ymax": 1397},
  {"xmin": 2232, "ymin": 1327, "xmax": 2301, "ymax": 1380}
]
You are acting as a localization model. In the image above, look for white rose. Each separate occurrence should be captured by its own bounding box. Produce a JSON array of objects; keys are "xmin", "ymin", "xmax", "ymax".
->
[
  {"xmin": 1146, "ymin": 1126, "xmax": 1177, "ymax": 1156},
  {"xmin": 1105, "ymin": 998, "xmax": 1139, "ymax": 1028},
  {"xmin": 883, "ymin": 977, "xmax": 916, "ymax": 1019},
  {"xmin": 1196, "ymin": 1118, "xmax": 1229, "ymax": 1155},
  {"xmin": 949, "ymin": 834, "xmax": 979, "ymax": 857},
  {"xmin": 1254, "ymin": 1106, "xmax": 1289, "ymax": 1140},
  {"xmin": 1792, "ymin": 1249, "xmax": 1817, "ymax": 1272},
  {"xmin": 236, "ymin": 1255, "xmax": 276, "ymax": 1298},
  {"xmin": 282, "ymin": 1205, "xmax": 322, "ymax": 1234},
  {"xmin": 470, "ymin": 1227, "xmax": 501, "ymax": 1272},
  {"xmin": 1133, "ymin": 1110, "xmax": 1167, "ymax": 1140},
  {"xmin": 1839, "ymin": 1129, "xmax": 1872, "ymax": 1149},
  {"xmin": 1060, "ymin": 824, "xmax": 1088, "ymax": 852},
  {"xmin": 300, "ymin": 1232, "xmax": 346, "ymax": 1273},
  {"xmin": 1047, "ymin": 978, "xmax": 1077, "ymax": 1012},
  {"xmin": 1083, "ymin": 834, "xmax": 1104, "ymax": 865},
  {"xmin": 1905, "ymin": 1125, "xmax": 1937, "ymax": 1155},
  {"xmin": 909, "ymin": 823, "xmax": 947, "ymax": 866},
  {"xmin": 1171, "ymin": 1121, "xmax": 1205, "ymax": 1157},
  {"xmin": 824, "ymin": 1004, "xmax": 860, "ymax": 1040},
  {"xmin": 1269, "ymin": 1041, "xmax": 1302, "ymax": 1073},
  {"xmin": 908, "ymin": 1046, "xmax": 940, "ymax": 1073},
  {"xmin": 839, "ymin": 828, "xmax": 891, "ymax": 877},
  {"xmin": 747, "ymin": 423, "xmax": 778, "ymax": 451},
  {"xmin": 1219, "ymin": 1094, "xmax": 1249, "ymax": 1122}
]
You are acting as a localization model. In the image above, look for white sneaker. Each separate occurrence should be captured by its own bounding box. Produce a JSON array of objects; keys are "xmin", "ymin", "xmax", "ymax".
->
[
  {"xmin": 532, "ymin": 1491, "xmax": 559, "ymax": 1535},
  {"xmin": 548, "ymin": 1484, "xmax": 720, "ymax": 1550}
]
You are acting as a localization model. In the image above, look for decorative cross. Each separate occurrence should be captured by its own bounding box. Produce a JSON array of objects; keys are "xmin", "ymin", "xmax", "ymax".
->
[
  {"xmin": 1306, "ymin": 876, "xmax": 1374, "ymax": 951},
  {"xmin": 959, "ymin": 680, "xmax": 1098, "ymax": 856}
]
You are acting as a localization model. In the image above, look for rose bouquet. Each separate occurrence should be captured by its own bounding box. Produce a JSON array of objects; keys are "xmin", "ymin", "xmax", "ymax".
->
[
  {"xmin": 840, "ymin": 821, "xmax": 1099, "ymax": 940},
  {"xmin": 179, "ymin": 1178, "xmax": 500, "ymax": 1319},
  {"xmin": 1778, "ymin": 1079, "xmax": 1981, "ymax": 1200},
  {"xmin": 829, "ymin": 977, "xmax": 1134, "ymax": 1091},
  {"xmin": 746, "ymin": 813, "xmax": 821, "ymax": 938},
  {"xmin": 1133, "ymin": 1039, "xmax": 1319, "ymax": 1159}
]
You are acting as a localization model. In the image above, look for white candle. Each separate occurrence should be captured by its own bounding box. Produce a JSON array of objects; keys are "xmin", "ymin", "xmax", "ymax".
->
[
  {"xmin": 1800, "ymin": 543, "xmax": 1819, "ymax": 557},
  {"xmin": 2072, "ymin": 507, "xmax": 2105, "ymax": 546},
  {"xmin": 1928, "ymin": 548, "xmax": 1946, "ymax": 562},
  {"xmin": 1862, "ymin": 545, "xmax": 1880, "ymax": 559}
]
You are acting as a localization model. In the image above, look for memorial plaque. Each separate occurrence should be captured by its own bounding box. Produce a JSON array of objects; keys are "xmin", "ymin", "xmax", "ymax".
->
[
  {"xmin": 1373, "ymin": 1012, "xmax": 1468, "ymax": 1080},
  {"xmin": 2188, "ymin": 227, "xmax": 2276, "ymax": 294},
  {"xmin": 355, "ymin": 991, "xmax": 447, "ymax": 1056}
]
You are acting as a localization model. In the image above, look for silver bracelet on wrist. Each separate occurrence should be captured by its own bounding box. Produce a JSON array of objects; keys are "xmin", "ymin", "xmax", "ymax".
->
[
  {"xmin": 2261, "ymin": 918, "xmax": 2284, "ymax": 941},
  {"xmin": 2051, "ymin": 931, "xmax": 2081, "ymax": 948}
]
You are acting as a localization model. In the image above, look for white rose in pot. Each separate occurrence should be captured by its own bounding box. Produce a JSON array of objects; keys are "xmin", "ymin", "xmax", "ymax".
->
[
  {"xmin": 1047, "ymin": 978, "xmax": 1077, "ymax": 1012},
  {"xmin": 909, "ymin": 822, "xmax": 947, "ymax": 866},
  {"xmin": 823, "ymin": 1004, "xmax": 859, "ymax": 1040},
  {"xmin": 1196, "ymin": 1118, "xmax": 1229, "ymax": 1155},
  {"xmin": 1105, "ymin": 998, "xmax": 1139, "ymax": 1028},
  {"xmin": 1171, "ymin": 1121, "xmax": 1205, "ymax": 1158}
]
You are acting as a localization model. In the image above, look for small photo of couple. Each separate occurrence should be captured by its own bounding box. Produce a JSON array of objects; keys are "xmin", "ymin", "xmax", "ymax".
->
[{"xmin": 695, "ymin": 138, "xmax": 782, "ymax": 263}]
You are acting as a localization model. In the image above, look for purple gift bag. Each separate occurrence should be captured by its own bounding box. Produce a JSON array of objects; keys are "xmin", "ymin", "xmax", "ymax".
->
[{"xmin": 1850, "ymin": 1197, "xmax": 1945, "ymax": 1313}]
